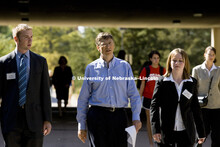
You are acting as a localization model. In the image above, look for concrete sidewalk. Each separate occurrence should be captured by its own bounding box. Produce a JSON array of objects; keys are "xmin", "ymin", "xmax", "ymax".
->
[
  {"xmin": 43, "ymin": 109, "xmax": 149, "ymax": 147},
  {"xmin": 43, "ymin": 109, "xmax": 212, "ymax": 147},
  {"xmin": 0, "ymin": 108, "xmax": 211, "ymax": 147}
]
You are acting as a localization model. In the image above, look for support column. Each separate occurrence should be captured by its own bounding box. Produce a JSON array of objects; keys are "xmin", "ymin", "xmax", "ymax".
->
[{"xmin": 211, "ymin": 28, "xmax": 220, "ymax": 66}]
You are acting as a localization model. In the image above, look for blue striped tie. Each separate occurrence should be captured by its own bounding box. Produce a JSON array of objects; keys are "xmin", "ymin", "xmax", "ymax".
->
[{"xmin": 18, "ymin": 54, "xmax": 27, "ymax": 106}]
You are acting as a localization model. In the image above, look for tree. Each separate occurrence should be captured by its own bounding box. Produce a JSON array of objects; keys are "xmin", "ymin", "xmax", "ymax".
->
[
  {"xmin": 0, "ymin": 26, "xmax": 211, "ymax": 91},
  {"xmin": 0, "ymin": 26, "xmax": 14, "ymax": 56}
]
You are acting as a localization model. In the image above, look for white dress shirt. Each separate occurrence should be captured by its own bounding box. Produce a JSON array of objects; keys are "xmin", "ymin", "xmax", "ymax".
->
[
  {"xmin": 164, "ymin": 74, "xmax": 193, "ymax": 131},
  {"xmin": 201, "ymin": 61, "xmax": 217, "ymax": 76}
]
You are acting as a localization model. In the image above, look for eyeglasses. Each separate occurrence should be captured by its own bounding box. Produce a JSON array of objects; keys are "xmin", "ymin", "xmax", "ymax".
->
[
  {"xmin": 207, "ymin": 54, "xmax": 215, "ymax": 57},
  {"xmin": 99, "ymin": 42, "xmax": 112, "ymax": 47}
]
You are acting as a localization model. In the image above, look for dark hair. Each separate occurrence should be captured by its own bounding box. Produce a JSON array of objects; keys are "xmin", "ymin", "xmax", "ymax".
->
[
  {"xmin": 148, "ymin": 50, "xmax": 161, "ymax": 65},
  {"xmin": 58, "ymin": 56, "xmax": 67, "ymax": 65},
  {"xmin": 205, "ymin": 46, "xmax": 217, "ymax": 63},
  {"xmin": 148, "ymin": 50, "xmax": 161, "ymax": 59},
  {"xmin": 117, "ymin": 50, "xmax": 126, "ymax": 60}
]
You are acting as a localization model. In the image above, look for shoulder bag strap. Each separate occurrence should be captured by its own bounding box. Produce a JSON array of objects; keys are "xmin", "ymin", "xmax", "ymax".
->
[{"xmin": 208, "ymin": 76, "xmax": 214, "ymax": 95}]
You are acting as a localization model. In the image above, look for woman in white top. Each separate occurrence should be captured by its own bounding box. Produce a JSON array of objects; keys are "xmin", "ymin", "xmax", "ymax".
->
[{"xmin": 192, "ymin": 46, "xmax": 220, "ymax": 147}]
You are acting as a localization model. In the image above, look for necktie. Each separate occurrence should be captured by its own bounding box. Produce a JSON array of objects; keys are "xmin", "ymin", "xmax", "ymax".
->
[{"xmin": 18, "ymin": 54, "xmax": 27, "ymax": 106}]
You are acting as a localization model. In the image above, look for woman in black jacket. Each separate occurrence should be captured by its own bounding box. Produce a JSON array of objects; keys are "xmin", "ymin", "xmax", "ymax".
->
[{"xmin": 151, "ymin": 48, "xmax": 206, "ymax": 147}]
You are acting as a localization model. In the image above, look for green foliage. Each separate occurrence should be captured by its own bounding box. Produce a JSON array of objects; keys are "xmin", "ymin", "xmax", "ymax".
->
[
  {"xmin": 0, "ymin": 26, "xmax": 15, "ymax": 56},
  {"xmin": 122, "ymin": 28, "xmax": 210, "ymax": 75},
  {"xmin": 0, "ymin": 25, "xmax": 211, "ymax": 91}
]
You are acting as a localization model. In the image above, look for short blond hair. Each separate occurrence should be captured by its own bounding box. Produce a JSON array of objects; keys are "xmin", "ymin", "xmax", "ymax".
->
[
  {"xmin": 95, "ymin": 32, "xmax": 114, "ymax": 46},
  {"xmin": 164, "ymin": 48, "xmax": 191, "ymax": 79},
  {"xmin": 12, "ymin": 24, "xmax": 32, "ymax": 38}
]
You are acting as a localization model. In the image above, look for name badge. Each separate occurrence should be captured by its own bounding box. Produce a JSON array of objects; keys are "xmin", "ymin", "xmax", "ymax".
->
[
  {"xmin": 6, "ymin": 73, "xmax": 16, "ymax": 80},
  {"xmin": 182, "ymin": 89, "xmax": 192, "ymax": 99}
]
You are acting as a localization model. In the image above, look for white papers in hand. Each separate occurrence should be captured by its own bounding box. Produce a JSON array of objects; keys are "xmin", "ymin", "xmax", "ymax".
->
[{"xmin": 125, "ymin": 125, "xmax": 137, "ymax": 147}]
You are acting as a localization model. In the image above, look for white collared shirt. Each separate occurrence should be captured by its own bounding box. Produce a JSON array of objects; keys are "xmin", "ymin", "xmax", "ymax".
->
[
  {"xmin": 201, "ymin": 61, "xmax": 217, "ymax": 76},
  {"xmin": 164, "ymin": 74, "xmax": 193, "ymax": 131}
]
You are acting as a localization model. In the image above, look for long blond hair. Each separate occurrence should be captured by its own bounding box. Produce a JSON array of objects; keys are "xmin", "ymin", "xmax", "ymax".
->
[{"xmin": 164, "ymin": 48, "xmax": 190, "ymax": 79}]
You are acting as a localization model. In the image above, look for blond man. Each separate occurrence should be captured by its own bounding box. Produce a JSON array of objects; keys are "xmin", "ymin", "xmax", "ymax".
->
[{"xmin": 0, "ymin": 24, "xmax": 52, "ymax": 147}]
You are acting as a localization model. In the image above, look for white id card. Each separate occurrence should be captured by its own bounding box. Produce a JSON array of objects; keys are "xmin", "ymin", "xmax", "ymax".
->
[
  {"xmin": 182, "ymin": 89, "xmax": 192, "ymax": 99},
  {"xmin": 6, "ymin": 73, "xmax": 16, "ymax": 80}
]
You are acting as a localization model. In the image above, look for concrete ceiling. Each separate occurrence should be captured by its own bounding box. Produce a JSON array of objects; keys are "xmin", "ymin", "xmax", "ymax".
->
[{"xmin": 1, "ymin": 0, "xmax": 220, "ymax": 28}]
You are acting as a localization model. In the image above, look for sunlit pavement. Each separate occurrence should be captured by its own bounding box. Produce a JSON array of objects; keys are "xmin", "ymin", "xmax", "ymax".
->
[
  {"xmin": 0, "ymin": 88, "xmax": 211, "ymax": 147},
  {"xmin": 42, "ymin": 109, "xmax": 211, "ymax": 147}
]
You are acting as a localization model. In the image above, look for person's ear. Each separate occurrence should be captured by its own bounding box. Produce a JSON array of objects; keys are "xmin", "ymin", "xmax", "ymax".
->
[
  {"xmin": 14, "ymin": 36, "xmax": 18, "ymax": 42},
  {"xmin": 97, "ymin": 45, "xmax": 101, "ymax": 52},
  {"xmin": 14, "ymin": 36, "xmax": 19, "ymax": 44}
]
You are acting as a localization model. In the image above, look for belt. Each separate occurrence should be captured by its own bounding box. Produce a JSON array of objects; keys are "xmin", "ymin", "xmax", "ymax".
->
[
  {"xmin": 18, "ymin": 105, "xmax": 25, "ymax": 109},
  {"xmin": 91, "ymin": 106, "xmax": 124, "ymax": 112}
]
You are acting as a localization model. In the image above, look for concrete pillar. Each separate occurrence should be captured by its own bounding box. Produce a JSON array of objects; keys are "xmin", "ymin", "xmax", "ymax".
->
[{"xmin": 211, "ymin": 28, "xmax": 220, "ymax": 66}]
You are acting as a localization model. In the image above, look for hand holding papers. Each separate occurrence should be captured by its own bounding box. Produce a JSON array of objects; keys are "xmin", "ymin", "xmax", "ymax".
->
[{"xmin": 125, "ymin": 125, "xmax": 137, "ymax": 147}]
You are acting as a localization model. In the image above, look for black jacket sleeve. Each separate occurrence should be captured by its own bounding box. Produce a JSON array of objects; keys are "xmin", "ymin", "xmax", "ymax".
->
[{"xmin": 150, "ymin": 77, "xmax": 163, "ymax": 135}]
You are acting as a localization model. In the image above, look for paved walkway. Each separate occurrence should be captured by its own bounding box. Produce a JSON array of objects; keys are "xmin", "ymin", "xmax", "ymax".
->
[
  {"xmin": 0, "ymin": 90, "xmax": 212, "ymax": 147},
  {"xmin": 0, "ymin": 108, "xmax": 211, "ymax": 147}
]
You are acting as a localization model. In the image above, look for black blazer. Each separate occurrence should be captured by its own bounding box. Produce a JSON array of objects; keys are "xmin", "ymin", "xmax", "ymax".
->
[
  {"xmin": 0, "ymin": 51, "xmax": 52, "ymax": 134},
  {"xmin": 150, "ymin": 76, "xmax": 205, "ymax": 144}
]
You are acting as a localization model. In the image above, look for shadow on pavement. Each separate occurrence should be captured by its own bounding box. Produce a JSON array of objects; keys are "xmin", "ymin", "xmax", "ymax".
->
[{"xmin": 0, "ymin": 108, "xmax": 211, "ymax": 147}]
